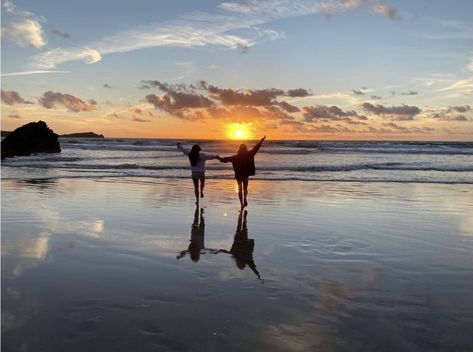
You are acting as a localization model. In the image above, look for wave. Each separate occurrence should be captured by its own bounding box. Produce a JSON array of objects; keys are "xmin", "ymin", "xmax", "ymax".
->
[
  {"xmin": 4, "ymin": 162, "xmax": 473, "ymax": 173},
  {"xmin": 2, "ymin": 174, "xmax": 472, "ymax": 185}
]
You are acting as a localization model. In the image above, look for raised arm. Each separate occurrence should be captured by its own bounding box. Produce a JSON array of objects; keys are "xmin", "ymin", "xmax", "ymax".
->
[
  {"xmin": 177, "ymin": 143, "xmax": 189, "ymax": 156},
  {"xmin": 251, "ymin": 136, "xmax": 266, "ymax": 155}
]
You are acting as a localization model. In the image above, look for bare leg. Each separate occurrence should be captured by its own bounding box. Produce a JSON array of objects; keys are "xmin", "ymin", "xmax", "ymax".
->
[
  {"xmin": 243, "ymin": 178, "xmax": 249, "ymax": 207},
  {"xmin": 237, "ymin": 179, "xmax": 244, "ymax": 208},
  {"xmin": 192, "ymin": 178, "xmax": 199, "ymax": 204},
  {"xmin": 200, "ymin": 175, "xmax": 205, "ymax": 198}
]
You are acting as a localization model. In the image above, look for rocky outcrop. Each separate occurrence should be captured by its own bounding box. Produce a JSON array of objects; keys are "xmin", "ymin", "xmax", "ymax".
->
[
  {"xmin": 1, "ymin": 121, "xmax": 61, "ymax": 160},
  {"xmin": 60, "ymin": 132, "xmax": 104, "ymax": 138}
]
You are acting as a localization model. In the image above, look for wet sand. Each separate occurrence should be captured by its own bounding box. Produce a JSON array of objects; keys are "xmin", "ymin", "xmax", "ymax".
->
[{"xmin": 2, "ymin": 178, "xmax": 473, "ymax": 351}]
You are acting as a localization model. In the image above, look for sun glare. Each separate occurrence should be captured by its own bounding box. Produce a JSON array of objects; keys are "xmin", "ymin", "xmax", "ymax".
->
[{"xmin": 227, "ymin": 123, "xmax": 252, "ymax": 140}]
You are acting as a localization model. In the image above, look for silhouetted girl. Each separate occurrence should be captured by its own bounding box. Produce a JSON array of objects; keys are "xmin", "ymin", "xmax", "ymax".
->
[
  {"xmin": 218, "ymin": 136, "xmax": 265, "ymax": 208},
  {"xmin": 177, "ymin": 143, "xmax": 219, "ymax": 204}
]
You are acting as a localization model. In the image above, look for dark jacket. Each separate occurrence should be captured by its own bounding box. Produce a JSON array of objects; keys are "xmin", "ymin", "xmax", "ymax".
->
[{"xmin": 220, "ymin": 140, "xmax": 264, "ymax": 179}]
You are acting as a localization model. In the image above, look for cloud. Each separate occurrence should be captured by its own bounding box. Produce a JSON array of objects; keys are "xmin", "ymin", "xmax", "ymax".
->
[
  {"xmin": 1, "ymin": 90, "xmax": 31, "ymax": 105},
  {"xmin": 1, "ymin": 0, "xmax": 46, "ymax": 48},
  {"xmin": 372, "ymin": 3, "xmax": 400, "ymax": 20},
  {"xmin": 207, "ymin": 86, "xmax": 284, "ymax": 106},
  {"xmin": 370, "ymin": 95, "xmax": 382, "ymax": 100},
  {"xmin": 286, "ymin": 88, "xmax": 310, "ymax": 97},
  {"xmin": 103, "ymin": 84, "xmax": 112, "ymax": 88},
  {"xmin": 132, "ymin": 116, "xmax": 151, "ymax": 123},
  {"xmin": 278, "ymin": 101, "xmax": 300, "ymax": 113},
  {"xmin": 352, "ymin": 89, "xmax": 365, "ymax": 95},
  {"xmin": 362, "ymin": 102, "xmax": 421, "ymax": 118},
  {"xmin": 27, "ymin": 0, "xmax": 401, "ymax": 69},
  {"xmin": 145, "ymin": 92, "xmax": 214, "ymax": 118},
  {"xmin": 448, "ymin": 105, "xmax": 471, "ymax": 113},
  {"xmin": 38, "ymin": 91, "xmax": 98, "ymax": 112},
  {"xmin": 1, "ymin": 70, "xmax": 70, "ymax": 77},
  {"xmin": 400, "ymin": 90, "xmax": 418, "ymax": 95},
  {"xmin": 8, "ymin": 113, "xmax": 22, "ymax": 119},
  {"xmin": 302, "ymin": 105, "xmax": 367, "ymax": 122},
  {"xmin": 50, "ymin": 28, "xmax": 70, "ymax": 38},
  {"xmin": 130, "ymin": 107, "xmax": 143, "ymax": 115},
  {"xmin": 29, "ymin": 47, "xmax": 102, "ymax": 69}
]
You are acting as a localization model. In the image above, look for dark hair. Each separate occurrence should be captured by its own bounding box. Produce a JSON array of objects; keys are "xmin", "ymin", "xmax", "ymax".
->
[
  {"xmin": 237, "ymin": 144, "xmax": 248, "ymax": 156},
  {"xmin": 189, "ymin": 144, "xmax": 201, "ymax": 166}
]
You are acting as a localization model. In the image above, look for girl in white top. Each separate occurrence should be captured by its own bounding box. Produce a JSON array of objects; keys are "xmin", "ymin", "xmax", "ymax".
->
[{"xmin": 177, "ymin": 143, "xmax": 219, "ymax": 204}]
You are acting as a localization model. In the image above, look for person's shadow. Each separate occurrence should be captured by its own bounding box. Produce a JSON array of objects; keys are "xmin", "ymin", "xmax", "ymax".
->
[
  {"xmin": 219, "ymin": 210, "xmax": 262, "ymax": 282},
  {"xmin": 177, "ymin": 206, "xmax": 206, "ymax": 262}
]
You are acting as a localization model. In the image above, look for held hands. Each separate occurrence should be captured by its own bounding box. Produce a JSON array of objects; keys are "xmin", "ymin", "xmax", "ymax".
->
[
  {"xmin": 176, "ymin": 142, "xmax": 181, "ymax": 148},
  {"xmin": 261, "ymin": 136, "xmax": 266, "ymax": 142}
]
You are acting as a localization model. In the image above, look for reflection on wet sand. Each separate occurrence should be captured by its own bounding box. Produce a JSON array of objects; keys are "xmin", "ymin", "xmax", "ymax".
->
[
  {"xmin": 177, "ymin": 208, "xmax": 262, "ymax": 281},
  {"xmin": 218, "ymin": 210, "xmax": 262, "ymax": 282},
  {"xmin": 177, "ymin": 207, "xmax": 219, "ymax": 262}
]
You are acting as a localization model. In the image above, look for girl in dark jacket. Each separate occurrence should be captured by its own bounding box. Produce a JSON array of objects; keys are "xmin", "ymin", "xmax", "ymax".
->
[{"xmin": 218, "ymin": 136, "xmax": 265, "ymax": 208}]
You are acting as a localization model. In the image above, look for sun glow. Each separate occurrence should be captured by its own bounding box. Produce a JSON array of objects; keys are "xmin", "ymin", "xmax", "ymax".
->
[{"xmin": 227, "ymin": 123, "xmax": 252, "ymax": 140}]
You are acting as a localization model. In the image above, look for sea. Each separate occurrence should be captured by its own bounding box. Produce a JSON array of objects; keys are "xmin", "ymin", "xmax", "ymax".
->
[{"xmin": 2, "ymin": 138, "xmax": 473, "ymax": 184}]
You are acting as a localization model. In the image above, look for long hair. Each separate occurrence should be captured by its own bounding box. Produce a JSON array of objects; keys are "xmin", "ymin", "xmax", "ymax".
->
[
  {"xmin": 237, "ymin": 144, "xmax": 248, "ymax": 156},
  {"xmin": 189, "ymin": 144, "xmax": 201, "ymax": 166}
]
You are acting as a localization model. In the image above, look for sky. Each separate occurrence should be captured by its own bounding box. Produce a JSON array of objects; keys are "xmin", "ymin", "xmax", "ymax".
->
[{"xmin": 1, "ymin": 0, "xmax": 472, "ymax": 140}]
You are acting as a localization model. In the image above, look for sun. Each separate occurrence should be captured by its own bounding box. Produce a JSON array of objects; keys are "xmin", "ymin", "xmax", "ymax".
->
[
  {"xmin": 234, "ymin": 129, "xmax": 245, "ymax": 139},
  {"xmin": 227, "ymin": 123, "xmax": 252, "ymax": 140}
]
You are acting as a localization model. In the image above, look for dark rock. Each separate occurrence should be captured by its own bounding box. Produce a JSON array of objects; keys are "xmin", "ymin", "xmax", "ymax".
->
[
  {"xmin": 60, "ymin": 132, "xmax": 104, "ymax": 138},
  {"xmin": 1, "ymin": 121, "xmax": 61, "ymax": 160}
]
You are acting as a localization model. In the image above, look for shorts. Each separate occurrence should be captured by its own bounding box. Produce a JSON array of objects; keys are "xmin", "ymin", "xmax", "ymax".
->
[{"xmin": 192, "ymin": 171, "xmax": 205, "ymax": 179}]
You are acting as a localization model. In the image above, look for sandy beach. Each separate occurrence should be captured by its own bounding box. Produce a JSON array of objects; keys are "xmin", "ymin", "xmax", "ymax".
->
[{"xmin": 2, "ymin": 177, "xmax": 472, "ymax": 351}]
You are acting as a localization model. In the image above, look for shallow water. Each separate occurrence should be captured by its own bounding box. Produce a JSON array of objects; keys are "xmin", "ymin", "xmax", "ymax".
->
[{"xmin": 2, "ymin": 178, "xmax": 473, "ymax": 351}]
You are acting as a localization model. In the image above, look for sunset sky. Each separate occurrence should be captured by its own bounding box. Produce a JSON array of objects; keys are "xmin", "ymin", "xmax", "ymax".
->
[{"xmin": 1, "ymin": 0, "xmax": 472, "ymax": 140}]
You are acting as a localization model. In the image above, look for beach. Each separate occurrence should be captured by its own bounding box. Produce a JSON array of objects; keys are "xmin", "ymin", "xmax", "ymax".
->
[{"xmin": 2, "ymin": 177, "xmax": 472, "ymax": 351}]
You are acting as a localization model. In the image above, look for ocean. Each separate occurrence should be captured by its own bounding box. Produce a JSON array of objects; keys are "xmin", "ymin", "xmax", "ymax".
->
[{"xmin": 2, "ymin": 139, "xmax": 473, "ymax": 183}]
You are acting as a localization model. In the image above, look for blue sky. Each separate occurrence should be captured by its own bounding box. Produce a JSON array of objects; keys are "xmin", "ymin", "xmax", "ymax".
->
[{"xmin": 1, "ymin": 0, "xmax": 472, "ymax": 140}]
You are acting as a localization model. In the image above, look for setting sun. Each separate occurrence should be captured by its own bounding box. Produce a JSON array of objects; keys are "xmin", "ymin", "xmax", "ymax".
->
[{"xmin": 227, "ymin": 123, "xmax": 252, "ymax": 140}]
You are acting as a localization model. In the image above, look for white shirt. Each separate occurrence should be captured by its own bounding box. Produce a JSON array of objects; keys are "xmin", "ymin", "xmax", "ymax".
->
[{"xmin": 178, "ymin": 145, "xmax": 218, "ymax": 172}]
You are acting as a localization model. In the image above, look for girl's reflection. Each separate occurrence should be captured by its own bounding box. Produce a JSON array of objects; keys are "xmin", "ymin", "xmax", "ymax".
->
[
  {"xmin": 177, "ymin": 208, "xmax": 261, "ymax": 282},
  {"xmin": 177, "ymin": 206, "xmax": 206, "ymax": 262}
]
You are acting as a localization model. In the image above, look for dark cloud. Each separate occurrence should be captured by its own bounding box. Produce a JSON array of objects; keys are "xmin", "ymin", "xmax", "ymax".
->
[
  {"xmin": 374, "ymin": 123, "xmax": 435, "ymax": 134},
  {"xmin": 448, "ymin": 105, "xmax": 471, "ymax": 113},
  {"xmin": 38, "ymin": 91, "xmax": 98, "ymax": 112},
  {"xmin": 430, "ymin": 113, "xmax": 470, "ymax": 121},
  {"xmin": 103, "ymin": 84, "xmax": 112, "ymax": 88},
  {"xmin": 278, "ymin": 101, "xmax": 300, "ymax": 113},
  {"xmin": 302, "ymin": 105, "xmax": 367, "ymax": 122},
  {"xmin": 140, "ymin": 80, "xmax": 189, "ymax": 92},
  {"xmin": 1, "ymin": 89, "xmax": 31, "ymax": 105},
  {"xmin": 145, "ymin": 92, "xmax": 214, "ymax": 119},
  {"xmin": 352, "ymin": 89, "xmax": 365, "ymax": 95},
  {"xmin": 400, "ymin": 90, "xmax": 418, "ymax": 95},
  {"xmin": 286, "ymin": 88, "xmax": 310, "ymax": 97},
  {"xmin": 362, "ymin": 102, "xmax": 421, "ymax": 117},
  {"xmin": 206, "ymin": 86, "xmax": 284, "ymax": 106},
  {"xmin": 50, "ymin": 28, "xmax": 70, "ymax": 38}
]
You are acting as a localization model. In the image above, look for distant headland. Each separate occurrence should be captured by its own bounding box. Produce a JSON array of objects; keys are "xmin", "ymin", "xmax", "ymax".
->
[
  {"xmin": 60, "ymin": 132, "xmax": 105, "ymax": 138},
  {"xmin": 2, "ymin": 131, "xmax": 104, "ymax": 138}
]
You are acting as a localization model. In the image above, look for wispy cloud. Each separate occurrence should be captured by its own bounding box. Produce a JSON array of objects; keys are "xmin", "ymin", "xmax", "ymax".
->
[
  {"xmin": 1, "ymin": 0, "xmax": 47, "ymax": 48},
  {"xmin": 1, "ymin": 70, "xmax": 70, "ymax": 77},
  {"xmin": 27, "ymin": 0, "xmax": 400, "ymax": 69}
]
